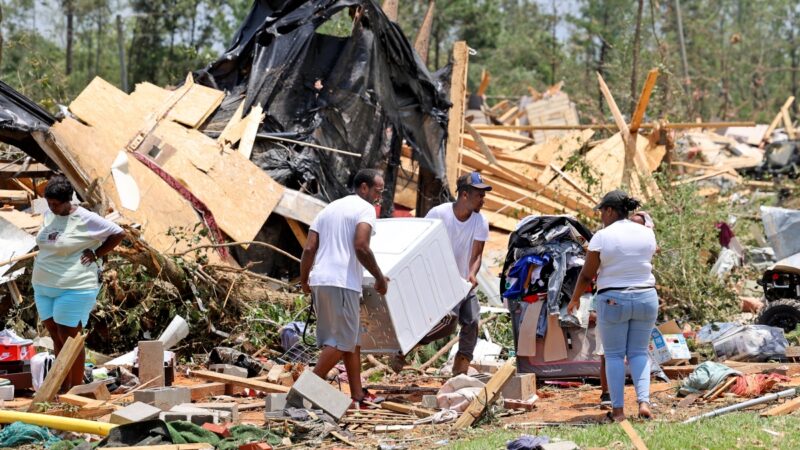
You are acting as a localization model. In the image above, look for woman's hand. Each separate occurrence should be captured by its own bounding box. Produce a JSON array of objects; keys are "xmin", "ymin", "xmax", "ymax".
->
[
  {"xmin": 80, "ymin": 249, "xmax": 98, "ymax": 265},
  {"xmin": 566, "ymin": 297, "xmax": 580, "ymax": 314}
]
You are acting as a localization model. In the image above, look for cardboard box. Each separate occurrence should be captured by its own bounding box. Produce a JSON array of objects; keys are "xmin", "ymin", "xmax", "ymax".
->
[{"xmin": 649, "ymin": 320, "xmax": 691, "ymax": 365}]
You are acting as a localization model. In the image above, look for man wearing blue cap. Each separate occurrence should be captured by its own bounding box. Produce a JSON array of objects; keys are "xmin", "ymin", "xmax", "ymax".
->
[{"xmin": 423, "ymin": 171, "xmax": 492, "ymax": 375}]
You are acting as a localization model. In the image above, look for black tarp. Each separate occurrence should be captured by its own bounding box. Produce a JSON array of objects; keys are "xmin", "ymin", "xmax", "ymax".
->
[
  {"xmin": 195, "ymin": 0, "xmax": 450, "ymax": 202},
  {"xmin": 0, "ymin": 81, "xmax": 57, "ymax": 169}
]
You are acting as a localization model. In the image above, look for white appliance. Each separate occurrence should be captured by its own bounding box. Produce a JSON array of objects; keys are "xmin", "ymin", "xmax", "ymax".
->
[{"xmin": 360, "ymin": 218, "xmax": 472, "ymax": 355}]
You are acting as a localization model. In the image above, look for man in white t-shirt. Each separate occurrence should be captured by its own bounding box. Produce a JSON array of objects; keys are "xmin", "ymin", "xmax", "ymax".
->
[
  {"xmin": 300, "ymin": 169, "xmax": 390, "ymax": 405},
  {"xmin": 424, "ymin": 171, "xmax": 491, "ymax": 375}
]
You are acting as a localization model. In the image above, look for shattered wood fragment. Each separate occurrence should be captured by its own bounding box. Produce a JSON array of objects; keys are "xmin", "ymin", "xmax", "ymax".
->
[
  {"xmin": 189, "ymin": 369, "xmax": 290, "ymax": 393},
  {"xmin": 620, "ymin": 419, "xmax": 649, "ymax": 450},
  {"xmin": 29, "ymin": 334, "xmax": 87, "ymax": 411},
  {"xmin": 237, "ymin": 105, "xmax": 264, "ymax": 160},
  {"xmin": 760, "ymin": 396, "xmax": 800, "ymax": 417},
  {"xmin": 380, "ymin": 401, "xmax": 435, "ymax": 418},
  {"xmin": 445, "ymin": 41, "xmax": 469, "ymax": 193},
  {"xmin": 454, "ymin": 357, "xmax": 517, "ymax": 429}
]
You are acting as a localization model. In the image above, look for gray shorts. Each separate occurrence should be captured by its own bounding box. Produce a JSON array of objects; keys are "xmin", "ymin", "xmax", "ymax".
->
[{"xmin": 312, "ymin": 285, "xmax": 361, "ymax": 352}]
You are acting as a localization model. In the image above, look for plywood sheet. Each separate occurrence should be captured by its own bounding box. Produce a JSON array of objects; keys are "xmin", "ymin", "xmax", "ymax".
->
[
  {"xmin": 131, "ymin": 81, "xmax": 224, "ymax": 129},
  {"xmin": 48, "ymin": 118, "xmax": 210, "ymax": 256}
]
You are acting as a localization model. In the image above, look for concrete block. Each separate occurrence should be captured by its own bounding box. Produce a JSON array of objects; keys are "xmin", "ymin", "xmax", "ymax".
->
[
  {"xmin": 138, "ymin": 340, "xmax": 165, "ymax": 387},
  {"xmin": 209, "ymin": 364, "xmax": 248, "ymax": 378},
  {"xmin": 110, "ymin": 401, "xmax": 161, "ymax": 425},
  {"xmin": 134, "ymin": 386, "xmax": 191, "ymax": 410},
  {"xmin": 182, "ymin": 402, "xmax": 238, "ymax": 422},
  {"xmin": 287, "ymin": 370, "xmax": 350, "ymax": 420},
  {"xmin": 0, "ymin": 385, "xmax": 14, "ymax": 401},
  {"xmin": 265, "ymin": 393, "xmax": 287, "ymax": 412},
  {"xmin": 421, "ymin": 395, "xmax": 438, "ymax": 409},
  {"xmin": 501, "ymin": 373, "xmax": 536, "ymax": 400},
  {"xmin": 160, "ymin": 406, "xmax": 220, "ymax": 425},
  {"xmin": 170, "ymin": 404, "xmax": 230, "ymax": 421}
]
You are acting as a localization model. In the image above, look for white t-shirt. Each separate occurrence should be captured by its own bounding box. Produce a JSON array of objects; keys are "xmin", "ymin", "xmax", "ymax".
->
[
  {"xmin": 425, "ymin": 203, "xmax": 489, "ymax": 279},
  {"xmin": 309, "ymin": 195, "xmax": 377, "ymax": 292},
  {"xmin": 588, "ymin": 219, "xmax": 657, "ymax": 291},
  {"xmin": 33, "ymin": 207, "xmax": 124, "ymax": 290}
]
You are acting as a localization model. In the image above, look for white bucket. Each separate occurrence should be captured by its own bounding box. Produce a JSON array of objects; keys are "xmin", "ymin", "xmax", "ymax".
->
[{"xmin": 158, "ymin": 315, "xmax": 189, "ymax": 350}]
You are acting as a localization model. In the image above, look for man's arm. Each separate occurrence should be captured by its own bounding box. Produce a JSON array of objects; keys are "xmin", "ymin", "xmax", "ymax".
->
[
  {"xmin": 300, "ymin": 230, "xmax": 320, "ymax": 294},
  {"xmin": 354, "ymin": 222, "xmax": 389, "ymax": 295},
  {"xmin": 467, "ymin": 240, "xmax": 486, "ymax": 287}
]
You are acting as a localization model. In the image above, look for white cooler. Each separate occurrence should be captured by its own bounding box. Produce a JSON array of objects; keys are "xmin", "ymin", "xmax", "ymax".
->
[{"xmin": 360, "ymin": 218, "xmax": 472, "ymax": 355}]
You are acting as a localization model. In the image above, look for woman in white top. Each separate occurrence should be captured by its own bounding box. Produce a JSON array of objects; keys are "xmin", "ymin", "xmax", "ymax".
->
[{"xmin": 567, "ymin": 190, "xmax": 658, "ymax": 422}]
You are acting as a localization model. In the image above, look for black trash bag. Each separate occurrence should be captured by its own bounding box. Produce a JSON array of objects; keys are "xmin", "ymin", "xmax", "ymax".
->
[
  {"xmin": 207, "ymin": 347, "xmax": 265, "ymax": 377},
  {"xmin": 92, "ymin": 420, "xmax": 172, "ymax": 448}
]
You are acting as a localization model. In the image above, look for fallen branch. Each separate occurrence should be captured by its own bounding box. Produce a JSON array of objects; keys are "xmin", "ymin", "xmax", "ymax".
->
[{"xmin": 172, "ymin": 240, "xmax": 301, "ymax": 263}]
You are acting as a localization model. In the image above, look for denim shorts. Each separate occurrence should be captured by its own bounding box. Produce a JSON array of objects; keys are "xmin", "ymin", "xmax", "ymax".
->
[{"xmin": 33, "ymin": 284, "xmax": 100, "ymax": 328}]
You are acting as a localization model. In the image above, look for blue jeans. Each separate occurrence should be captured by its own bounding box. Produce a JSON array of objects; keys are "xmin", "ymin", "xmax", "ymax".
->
[{"xmin": 596, "ymin": 289, "xmax": 658, "ymax": 409}]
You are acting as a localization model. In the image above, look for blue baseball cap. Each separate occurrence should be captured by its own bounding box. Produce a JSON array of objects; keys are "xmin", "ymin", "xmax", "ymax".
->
[{"xmin": 457, "ymin": 171, "xmax": 492, "ymax": 191}]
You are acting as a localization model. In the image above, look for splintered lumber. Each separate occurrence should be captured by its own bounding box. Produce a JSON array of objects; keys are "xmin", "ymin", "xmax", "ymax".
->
[
  {"xmin": 445, "ymin": 41, "xmax": 469, "ymax": 193},
  {"xmin": 454, "ymin": 357, "xmax": 517, "ymax": 429},
  {"xmin": 670, "ymin": 169, "xmax": 732, "ymax": 186},
  {"xmin": 285, "ymin": 218, "xmax": 308, "ymax": 247},
  {"xmin": 58, "ymin": 394, "xmax": 106, "ymax": 409},
  {"xmin": 620, "ymin": 419, "xmax": 648, "ymax": 450},
  {"xmin": 29, "ymin": 334, "xmax": 87, "ymax": 411},
  {"xmin": 703, "ymin": 376, "xmax": 736, "ymax": 401},
  {"xmin": 380, "ymin": 401, "xmax": 435, "ymax": 418},
  {"xmin": 762, "ymin": 97, "xmax": 795, "ymax": 145},
  {"xmin": 630, "ymin": 69, "xmax": 659, "ymax": 133},
  {"xmin": 760, "ymin": 396, "xmax": 800, "ymax": 417},
  {"xmin": 472, "ymin": 122, "xmax": 757, "ymax": 131},
  {"xmin": 237, "ymin": 104, "xmax": 264, "ymax": 159},
  {"xmin": 48, "ymin": 405, "xmax": 117, "ymax": 419},
  {"xmin": 189, "ymin": 369, "xmax": 290, "ymax": 393},
  {"xmin": 463, "ymin": 122, "xmax": 498, "ymax": 164}
]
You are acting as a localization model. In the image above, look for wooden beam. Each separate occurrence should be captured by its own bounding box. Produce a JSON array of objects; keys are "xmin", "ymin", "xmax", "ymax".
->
[
  {"xmin": 782, "ymin": 107, "xmax": 796, "ymax": 140},
  {"xmin": 454, "ymin": 357, "xmax": 517, "ymax": 429},
  {"xmin": 670, "ymin": 169, "xmax": 731, "ymax": 186},
  {"xmin": 762, "ymin": 96, "xmax": 795, "ymax": 145},
  {"xmin": 760, "ymin": 395, "xmax": 800, "ymax": 417},
  {"xmin": 382, "ymin": 0, "xmax": 398, "ymax": 21},
  {"xmin": 58, "ymin": 394, "xmax": 106, "ymax": 409},
  {"xmin": 285, "ymin": 217, "xmax": 308, "ymax": 247},
  {"xmin": 445, "ymin": 41, "xmax": 469, "ymax": 194},
  {"xmin": 620, "ymin": 419, "xmax": 649, "ymax": 450},
  {"xmin": 188, "ymin": 369, "xmax": 290, "ymax": 393},
  {"xmin": 7, "ymin": 281, "xmax": 23, "ymax": 306},
  {"xmin": 548, "ymin": 164, "xmax": 598, "ymax": 204},
  {"xmin": 0, "ymin": 162, "xmax": 52, "ymax": 179},
  {"xmin": 477, "ymin": 69, "xmax": 490, "ymax": 97},
  {"xmin": 463, "ymin": 122, "xmax": 498, "ymax": 164},
  {"xmin": 29, "ymin": 334, "xmax": 87, "ymax": 411},
  {"xmin": 630, "ymin": 69, "xmax": 659, "ymax": 132},
  {"xmin": 413, "ymin": 0, "xmax": 435, "ymax": 64},
  {"xmin": 47, "ymin": 405, "xmax": 117, "ymax": 419},
  {"xmin": 597, "ymin": 72, "xmax": 634, "ymax": 188},
  {"xmin": 380, "ymin": 401, "xmax": 435, "ymax": 418}
]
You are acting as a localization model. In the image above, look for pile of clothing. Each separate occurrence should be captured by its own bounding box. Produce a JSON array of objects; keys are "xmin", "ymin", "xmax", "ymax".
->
[{"xmin": 500, "ymin": 216, "xmax": 597, "ymax": 376}]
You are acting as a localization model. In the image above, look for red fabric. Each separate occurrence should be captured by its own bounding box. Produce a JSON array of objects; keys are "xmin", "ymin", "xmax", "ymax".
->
[
  {"xmin": 730, "ymin": 373, "xmax": 791, "ymax": 397},
  {"xmin": 131, "ymin": 152, "xmax": 228, "ymax": 258}
]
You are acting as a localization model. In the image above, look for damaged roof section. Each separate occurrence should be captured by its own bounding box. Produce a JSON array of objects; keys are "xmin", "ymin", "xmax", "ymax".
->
[
  {"xmin": 196, "ymin": 0, "xmax": 451, "ymax": 201},
  {"xmin": 0, "ymin": 81, "xmax": 57, "ymax": 170}
]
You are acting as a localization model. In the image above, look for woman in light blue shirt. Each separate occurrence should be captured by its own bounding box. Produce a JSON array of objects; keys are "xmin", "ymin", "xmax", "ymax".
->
[{"xmin": 33, "ymin": 176, "xmax": 125, "ymax": 391}]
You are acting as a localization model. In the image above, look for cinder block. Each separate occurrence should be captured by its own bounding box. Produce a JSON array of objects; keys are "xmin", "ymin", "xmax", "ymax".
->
[
  {"xmin": 134, "ymin": 386, "xmax": 191, "ymax": 410},
  {"xmin": 182, "ymin": 402, "xmax": 238, "ymax": 422},
  {"xmin": 138, "ymin": 340, "xmax": 165, "ymax": 387},
  {"xmin": 286, "ymin": 370, "xmax": 350, "ymax": 420},
  {"xmin": 210, "ymin": 364, "xmax": 248, "ymax": 378},
  {"xmin": 0, "ymin": 385, "xmax": 14, "ymax": 401},
  {"xmin": 421, "ymin": 395, "xmax": 438, "ymax": 409},
  {"xmin": 501, "ymin": 373, "xmax": 536, "ymax": 400},
  {"xmin": 110, "ymin": 401, "xmax": 161, "ymax": 425},
  {"xmin": 160, "ymin": 407, "xmax": 219, "ymax": 426}
]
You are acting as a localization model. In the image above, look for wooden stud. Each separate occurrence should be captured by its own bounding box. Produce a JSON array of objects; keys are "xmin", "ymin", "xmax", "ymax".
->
[
  {"xmin": 445, "ymin": 41, "xmax": 469, "ymax": 194},
  {"xmin": 760, "ymin": 395, "xmax": 800, "ymax": 417},
  {"xmin": 285, "ymin": 218, "xmax": 308, "ymax": 247},
  {"xmin": 762, "ymin": 96, "xmax": 795, "ymax": 145},
  {"xmin": 189, "ymin": 369, "xmax": 290, "ymax": 393},
  {"xmin": 189, "ymin": 382, "xmax": 227, "ymax": 401},
  {"xmin": 6, "ymin": 281, "xmax": 23, "ymax": 306},
  {"xmin": 380, "ymin": 401, "xmax": 435, "ymax": 418},
  {"xmin": 630, "ymin": 69, "xmax": 659, "ymax": 133},
  {"xmin": 28, "ymin": 334, "xmax": 87, "ymax": 411},
  {"xmin": 413, "ymin": 0, "xmax": 435, "ymax": 65},
  {"xmin": 454, "ymin": 357, "xmax": 517, "ymax": 429},
  {"xmin": 67, "ymin": 380, "xmax": 111, "ymax": 401},
  {"xmin": 620, "ymin": 419, "xmax": 649, "ymax": 450}
]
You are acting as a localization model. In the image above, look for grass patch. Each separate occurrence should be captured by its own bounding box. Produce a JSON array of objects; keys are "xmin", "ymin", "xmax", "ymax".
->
[{"xmin": 445, "ymin": 413, "xmax": 800, "ymax": 449}]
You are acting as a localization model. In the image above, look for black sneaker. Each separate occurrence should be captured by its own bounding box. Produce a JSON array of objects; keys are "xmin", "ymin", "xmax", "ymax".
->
[{"xmin": 600, "ymin": 392, "xmax": 612, "ymax": 409}]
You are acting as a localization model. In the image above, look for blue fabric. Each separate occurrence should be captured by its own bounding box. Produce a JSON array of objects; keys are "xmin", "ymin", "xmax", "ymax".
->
[
  {"xmin": 0, "ymin": 422, "xmax": 61, "ymax": 447},
  {"xmin": 33, "ymin": 284, "xmax": 99, "ymax": 327},
  {"xmin": 596, "ymin": 289, "xmax": 658, "ymax": 408},
  {"xmin": 506, "ymin": 435, "xmax": 549, "ymax": 450},
  {"xmin": 503, "ymin": 254, "xmax": 550, "ymax": 299}
]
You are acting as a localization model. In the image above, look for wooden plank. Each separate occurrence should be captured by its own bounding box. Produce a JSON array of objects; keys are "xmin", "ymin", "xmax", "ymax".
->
[
  {"xmin": 445, "ymin": 41, "xmax": 469, "ymax": 193},
  {"xmin": 138, "ymin": 341, "xmax": 165, "ymax": 388},
  {"xmin": 762, "ymin": 97, "xmax": 795, "ymax": 144},
  {"xmin": 0, "ymin": 162, "xmax": 52, "ymax": 179},
  {"xmin": 380, "ymin": 401, "xmax": 435, "ymax": 418},
  {"xmin": 237, "ymin": 104, "xmax": 264, "ymax": 160},
  {"xmin": 454, "ymin": 357, "xmax": 517, "ymax": 429},
  {"xmin": 217, "ymin": 101, "xmax": 246, "ymax": 148},
  {"xmin": 47, "ymin": 405, "xmax": 116, "ymax": 419},
  {"xmin": 285, "ymin": 218, "xmax": 308, "ymax": 247},
  {"xmin": 670, "ymin": 169, "xmax": 731, "ymax": 186},
  {"xmin": 629, "ymin": 69, "xmax": 659, "ymax": 132},
  {"xmin": 760, "ymin": 395, "xmax": 800, "ymax": 417},
  {"xmin": 677, "ymin": 392, "xmax": 700, "ymax": 408},
  {"xmin": 58, "ymin": 394, "xmax": 105, "ymax": 408},
  {"xmin": 29, "ymin": 334, "xmax": 86, "ymax": 411},
  {"xmin": 189, "ymin": 382, "xmax": 226, "ymax": 401},
  {"xmin": 0, "ymin": 189, "xmax": 29, "ymax": 203},
  {"xmin": 168, "ymin": 83, "xmax": 225, "ymax": 129},
  {"xmin": 188, "ymin": 369, "xmax": 290, "ymax": 393},
  {"xmin": 548, "ymin": 164, "xmax": 598, "ymax": 204},
  {"xmin": 782, "ymin": 107, "xmax": 796, "ymax": 140},
  {"xmin": 620, "ymin": 419, "xmax": 648, "ymax": 450},
  {"xmin": 6, "ymin": 281, "xmax": 23, "ymax": 305},
  {"xmin": 67, "ymin": 380, "xmax": 111, "ymax": 400},
  {"xmin": 463, "ymin": 122, "xmax": 498, "ymax": 164}
]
